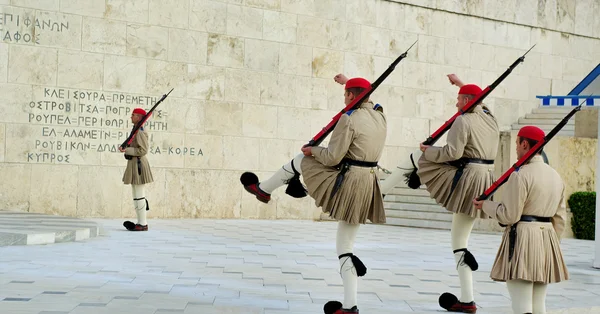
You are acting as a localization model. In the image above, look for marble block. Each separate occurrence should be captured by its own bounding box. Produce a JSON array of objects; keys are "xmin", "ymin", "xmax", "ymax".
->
[
  {"xmin": 149, "ymin": 0, "xmax": 190, "ymax": 28},
  {"xmin": 190, "ymin": 0, "xmax": 227, "ymax": 34},
  {"xmin": 82, "ymin": 17, "xmax": 126, "ymax": 54},
  {"xmin": 126, "ymin": 24, "xmax": 169, "ymax": 60},
  {"xmin": 57, "ymin": 50, "xmax": 104, "ymax": 90},
  {"xmin": 106, "ymin": 0, "xmax": 149, "ymax": 23},
  {"xmin": 8, "ymin": 45, "xmax": 57, "ymax": 85}
]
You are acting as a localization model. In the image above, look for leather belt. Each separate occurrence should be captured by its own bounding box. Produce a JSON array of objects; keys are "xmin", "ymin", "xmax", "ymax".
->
[
  {"xmin": 508, "ymin": 215, "xmax": 552, "ymax": 261},
  {"xmin": 445, "ymin": 158, "xmax": 495, "ymax": 203},
  {"xmin": 330, "ymin": 158, "xmax": 378, "ymax": 199}
]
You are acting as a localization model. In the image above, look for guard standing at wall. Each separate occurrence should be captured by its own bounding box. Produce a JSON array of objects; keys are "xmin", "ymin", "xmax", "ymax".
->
[
  {"xmin": 241, "ymin": 75, "xmax": 387, "ymax": 314},
  {"xmin": 473, "ymin": 125, "xmax": 569, "ymax": 314},
  {"xmin": 417, "ymin": 74, "xmax": 500, "ymax": 313},
  {"xmin": 119, "ymin": 108, "xmax": 154, "ymax": 231}
]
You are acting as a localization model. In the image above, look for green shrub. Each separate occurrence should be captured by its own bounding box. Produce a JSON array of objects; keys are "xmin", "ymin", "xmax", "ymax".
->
[{"xmin": 568, "ymin": 191, "xmax": 596, "ymax": 240}]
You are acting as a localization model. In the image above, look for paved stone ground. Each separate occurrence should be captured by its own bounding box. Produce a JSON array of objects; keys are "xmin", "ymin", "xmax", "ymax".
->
[{"xmin": 1, "ymin": 218, "xmax": 600, "ymax": 314}]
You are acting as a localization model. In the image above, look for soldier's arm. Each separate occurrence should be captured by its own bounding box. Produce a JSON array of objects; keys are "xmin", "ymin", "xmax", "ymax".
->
[
  {"xmin": 423, "ymin": 115, "xmax": 468, "ymax": 163},
  {"xmin": 551, "ymin": 184, "xmax": 567, "ymax": 239},
  {"xmin": 311, "ymin": 114, "xmax": 354, "ymax": 166},
  {"xmin": 481, "ymin": 172, "xmax": 525, "ymax": 225},
  {"xmin": 124, "ymin": 131, "xmax": 149, "ymax": 157}
]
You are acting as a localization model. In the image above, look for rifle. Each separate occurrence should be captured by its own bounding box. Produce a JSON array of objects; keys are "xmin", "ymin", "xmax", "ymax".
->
[
  {"xmin": 120, "ymin": 88, "xmax": 174, "ymax": 150},
  {"xmin": 401, "ymin": 45, "xmax": 535, "ymax": 189},
  {"xmin": 423, "ymin": 44, "xmax": 535, "ymax": 146},
  {"xmin": 306, "ymin": 40, "xmax": 417, "ymax": 147},
  {"xmin": 476, "ymin": 101, "xmax": 584, "ymax": 201}
]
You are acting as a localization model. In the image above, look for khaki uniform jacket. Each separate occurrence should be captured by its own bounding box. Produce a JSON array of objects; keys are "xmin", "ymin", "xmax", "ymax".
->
[
  {"xmin": 122, "ymin": 128, "xmax": 154, "ymax": 185},
  {"xmin": 481, "ymin": 155, "xmax": 569, "ymax": 283},
  {"xmin": 301, "ymin": 100, "xmax": 387, "ymax": 224},
  {"xmin": 417, "ymin": 105, "xmax": 499, "ymax": 218}
]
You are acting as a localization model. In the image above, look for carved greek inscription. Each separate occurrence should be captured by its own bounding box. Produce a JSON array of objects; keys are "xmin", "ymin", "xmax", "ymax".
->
[{"xmin": 22, "ymin": 87, "xmax": 200, "ymax": 164}]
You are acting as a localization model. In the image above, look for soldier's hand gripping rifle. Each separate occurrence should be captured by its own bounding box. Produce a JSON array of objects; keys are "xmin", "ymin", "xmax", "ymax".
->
[
  {"xmin": 275, "ymin": 41, "xmax": 416, "ymax": 199},
  {"xmin": 120, "ymin": 88, "xmax": 174, "ymax": 151},
  {"xmin": 378, "ymin": 45, "xmax": 536, "ymax": 193},
  {"xmin": 305, "ymin": 40, "xmax": 417, "ymax": 147},
  {"xmin": 476, "ymin": 101, "xmax": 583, "ymax": 203}
]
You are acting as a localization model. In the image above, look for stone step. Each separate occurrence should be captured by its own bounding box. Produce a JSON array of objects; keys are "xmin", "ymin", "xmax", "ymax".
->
[
  {"xmin": 383, "ymin": 194, "xmax": 438, "ymax": 204},
  {"xmin": 0, "ymin": 211, "xmax": 101, "ymax": 247},
  {"xmin": 524, "ymin": 112, "xmax": 575, "ymax": 120},
  {"xmin": 385, "ymin": 209, "xmax": 452, "ymax": 222},
  {"xmin": 384, "ymin": 202, "xmax": 446, "ymax": 213},
  {"xmin": 517, "ymin": 118, "xmax": 574, "ymax": 125},
  {"xmin": 385, "ymin": 186, "xmax": 431, "ymax": 197},
  {"xmin": 384, "ymin": 217, "xmax": 452, "ymax": 230},
  {"xmin": 531, "ymin": 107, "xmax": 577, "ymax": 114}
]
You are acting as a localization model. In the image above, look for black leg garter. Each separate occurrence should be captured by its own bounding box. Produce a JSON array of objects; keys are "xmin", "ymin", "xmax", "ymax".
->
[
  {"xmin": 454, "ymin": 248, "xmax": 478, "ymax": 271},
  {"xmin": 285, "ymin": 160, "xmax": 307, "ymax": 198},
  {"xmin": 339, "ymin": 253, "xmax": 367, "ymax": 277}
]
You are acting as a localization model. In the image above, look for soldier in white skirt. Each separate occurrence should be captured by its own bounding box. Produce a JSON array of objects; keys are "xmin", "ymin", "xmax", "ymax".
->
[
  {"xmin": 119, "ymin": 108, "xmax": 154, "ymax": 232},
  {"xmin": 417, "ymin": 74, "xmax": 500, "ymax": 313},
  {"xmin": 241, "ymin": 75, "xmax": 387, "ymax": 314},
  {"xmin": 473, "ymin": 125, "xmax": 569, "ymax": 314}
]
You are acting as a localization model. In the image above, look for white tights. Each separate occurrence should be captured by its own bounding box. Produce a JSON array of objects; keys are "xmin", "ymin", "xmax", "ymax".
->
[
  {"xmin": 451, "ymin": 212, "xmax": 476, "ymax": 303},
  {"xmin": 506, "ymin": 279, "xmax": 547, "ymax": 314},
  {"xmin": 337, "ymin": 221, "xmax": 360, "ymax": 309},
  {"xmin": 132, "ymin": 184, "xmax": 147, "ymax": 226},
  {"xmin": 258, "ymin": 154, "xmax": 304, "ymax": 193},
  {"xmin": 258, "ymin": 155, "xmax": 361, "ymax": 309}
]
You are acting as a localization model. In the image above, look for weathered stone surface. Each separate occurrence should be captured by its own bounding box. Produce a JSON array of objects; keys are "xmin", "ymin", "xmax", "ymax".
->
[
  {"xmin": 103, "ymin": 55, "xmax": 146, "ymax": 93},
  {"xmin": 8, "ymin": 45, "xmax": 57, "ymax": 85},
  {"xmin": 0, "ymin": 44, "xmax": 6, "ymax": 82},
  {"xmin": 57, "ymin": 50, "xmax": 104, "ymax": 89},
  {"xmin": 575, "ymin": 107, "xmax": 598, "ymax": 139},
  {"xmin": 126, "ymin": 24, "xmax": 168, "ymax": 60},
  {"xmin": 82, "ymin": 17, "xmax": 126, "ymax": 54},
  {"xmin": 190, "ymin": 0, "xmax": 227, "ymax": 34},
  {"xmin": 207, "ymin": 34, "xmax": 244, "ymax": 68},
  {"xmin": 168, "ymin": 29, "xmax": 208, "ymax": 64},
  {"xmin": 149, "ymin": 0, "xmax": 189, "ymax": 28},
  {"xmin": 106, "ymin": 0, "xmax": 149, "ymax": 23}
]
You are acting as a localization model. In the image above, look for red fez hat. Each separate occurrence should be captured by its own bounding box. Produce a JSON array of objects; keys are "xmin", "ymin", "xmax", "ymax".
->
[
  {"xmin": 518, "ymin": 126, "xmax": 545, "ymax": 142},
  {"xmin": 132, "ymin": 108, "xmax": 147, "ymax": 116},
  {"xmin": 458, "ymin": 84, "xmax": 482, "ymax": 96},
  {"xmin": 345, "ymin": 77, "xmax": 371, "ymax": 90}
]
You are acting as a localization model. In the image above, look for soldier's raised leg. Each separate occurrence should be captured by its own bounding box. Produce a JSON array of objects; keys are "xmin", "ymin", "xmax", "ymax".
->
[{"xmin": 241, "ymin": 153, "xmax": 306, "ymax": 203}]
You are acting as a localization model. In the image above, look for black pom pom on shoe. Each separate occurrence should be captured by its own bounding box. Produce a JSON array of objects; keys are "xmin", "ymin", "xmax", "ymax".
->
[
  {"xmin": 324, "ymin": 301, "xmax": 343, "ymax": 314},
  {"xmin": 439, "ymin": 292, "xmax": 459, "ymax": 310},
  {"xmin": 240, "ymin": 172, "xmax": 259, "ymax": 186}
]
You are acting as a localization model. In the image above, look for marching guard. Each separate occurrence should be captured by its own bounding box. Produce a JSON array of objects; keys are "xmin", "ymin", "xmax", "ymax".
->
[
  {"xmin": 473, "ymin": 126, "xmax": 569, "ymax": 314},
  {"xmin": 241, "ymin": 75, "xmax": 387, "ymax": 314},
  {"xmin": 417, "ymin": 74, "xmax": 500, "ymax": 313}
]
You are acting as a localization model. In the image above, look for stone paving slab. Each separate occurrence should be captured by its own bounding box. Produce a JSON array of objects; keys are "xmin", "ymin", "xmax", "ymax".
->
[
  {"xmin": 0, "ymin": 211, "xmax": 101, "ymax": 246},
  {"xmin": 0, "ymin": 218, "xmax": 599, "ymax": 313}
]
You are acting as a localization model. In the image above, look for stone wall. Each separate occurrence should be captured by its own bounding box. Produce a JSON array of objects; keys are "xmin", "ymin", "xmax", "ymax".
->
[{"xmin": 0, "ymin": 0, "xmax": 598, "ymax": 219}]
